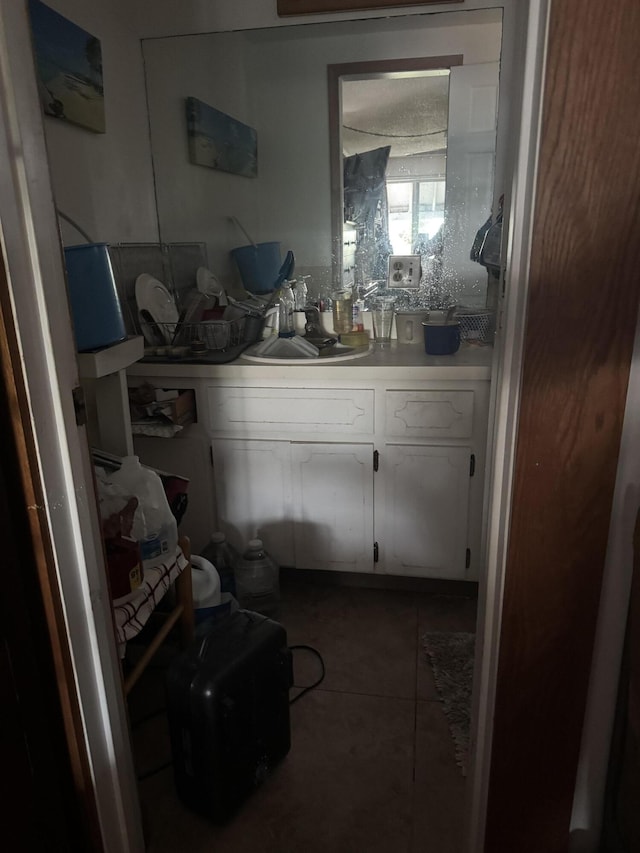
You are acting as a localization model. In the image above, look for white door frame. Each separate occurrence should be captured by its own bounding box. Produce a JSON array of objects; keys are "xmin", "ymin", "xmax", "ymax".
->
[
  {"xmin": 464, "ymin": 1, "xmax": 551, "ymax": 850},
  {"xmin": 0, "ymin": 4, "xmax": 144, "ymax": 851}
]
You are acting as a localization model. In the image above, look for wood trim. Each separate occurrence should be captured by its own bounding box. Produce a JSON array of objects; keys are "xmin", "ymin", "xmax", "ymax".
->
[
  {"xmin": 485, "ymin": 0, "xmax": 640, "ymax": 849},
  {"xmin": 278, "ymin": 0, "xmax": 462, "ymax": 16},
  {"xmin": 123, "ymin": 537, "xmax": 195, "ymax": 696},
  {"xmin": 0, "ymin": 251, "xmax": 102, "ymax": 847},
  {"xmin": 328, "ymin": 54, "xmax": 463, "ymax": 289}
]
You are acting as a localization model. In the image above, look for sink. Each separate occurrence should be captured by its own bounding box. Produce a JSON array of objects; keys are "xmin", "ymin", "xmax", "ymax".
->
[{"xmin": 241, "ymin": 338, "xmax": 371, "ymax": 364}]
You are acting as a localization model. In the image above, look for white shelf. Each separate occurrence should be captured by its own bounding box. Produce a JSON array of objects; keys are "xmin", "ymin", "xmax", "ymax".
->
[
  {"xmin": 77, "ymin": 336, "xmax": 144, "ymax": 379},
  {"xmin": 77, "ymin": 336, "xmax": 144, "ymax": 457}
]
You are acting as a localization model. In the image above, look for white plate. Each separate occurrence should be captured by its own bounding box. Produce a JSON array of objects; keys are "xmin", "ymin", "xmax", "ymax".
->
[
  {"xmin": 196, "ymin": 266, "xmax": 228, "ymax": 305},
  {"xmin": 135, "ymin": 274, "xmax": 179, "ymax": 344}
]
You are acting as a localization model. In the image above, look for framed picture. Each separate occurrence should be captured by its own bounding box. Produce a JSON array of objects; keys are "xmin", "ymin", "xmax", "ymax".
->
[
  {"xmin": 28, "ymin": 0, "xmax": 105, "ymax": 134},
  {"xmin": 277, "ymin": 0, "xmax": 462, "ymax": 16},
  {"xmin": 185, "ymin": 97, "xmax": 257, "ymax": 178}
]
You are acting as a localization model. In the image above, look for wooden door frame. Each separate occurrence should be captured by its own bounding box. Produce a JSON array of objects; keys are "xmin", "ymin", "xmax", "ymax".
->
[
  {"xmin": 478, "ymin": 0, "xmax": 640, "ymax": 850},
  {"xmin": 0, "ymin": 241, "xmax": 100, "ymax": 852}
]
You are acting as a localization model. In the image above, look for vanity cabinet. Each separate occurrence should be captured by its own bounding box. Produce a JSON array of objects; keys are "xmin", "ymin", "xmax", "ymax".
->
[
  {"xmin": 203, "ymin": 375, "xmax": 489, "ymax": 581},
  {"xmin": 126, "ymin": 352, "xmax": 491, "ymax": 582}
]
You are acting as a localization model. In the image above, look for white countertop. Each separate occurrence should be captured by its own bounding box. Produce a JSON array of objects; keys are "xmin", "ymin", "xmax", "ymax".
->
[{"xmin": 127, "ymin": 341, "xmax": 494, "ymax": 382}]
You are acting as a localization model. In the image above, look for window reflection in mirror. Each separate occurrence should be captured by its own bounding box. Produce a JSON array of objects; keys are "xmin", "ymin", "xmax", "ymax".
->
[
  {"xmin": 330, "ymin": 53, "xmax": 501, "ymax": 309},
  {"xmin": 333, "ymin": 64, "xmax": 454, "ymax": 297}
]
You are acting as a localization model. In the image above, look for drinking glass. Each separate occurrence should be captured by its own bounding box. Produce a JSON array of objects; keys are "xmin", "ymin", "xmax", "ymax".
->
[{"xmin": 371, "ymin": 301, "xmax": 395, "ymax": 347}]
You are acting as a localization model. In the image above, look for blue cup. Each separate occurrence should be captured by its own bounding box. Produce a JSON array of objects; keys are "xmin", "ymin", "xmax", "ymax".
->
[
  {"xmin": 422, "ymin": 321, "xmax": 461, "ymax": 355},
  {"xmin": 230, "ymin": 241, "xmax": 282, "ymax": 293},
  {"xmin": 64, "ymin": 243, "xmax": 126, "ymax": 352}
]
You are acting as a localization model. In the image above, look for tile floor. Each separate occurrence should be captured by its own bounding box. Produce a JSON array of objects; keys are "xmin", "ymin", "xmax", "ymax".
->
[{"xmin": 127, "ymin": 577, "xmax": 477, "ymax": 853}]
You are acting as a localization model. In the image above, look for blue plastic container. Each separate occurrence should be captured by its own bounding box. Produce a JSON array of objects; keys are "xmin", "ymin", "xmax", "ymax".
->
[
  {"xmin": 230, "ymin": 241, "xmax": 281, "ymax": 294},
  {"xmin": 422, "ymin": 321, "xmax": 461, "ymax": 355},
  {"xmin": 63, "ymin": 243, "xmax": 126, "ymax": 352}
]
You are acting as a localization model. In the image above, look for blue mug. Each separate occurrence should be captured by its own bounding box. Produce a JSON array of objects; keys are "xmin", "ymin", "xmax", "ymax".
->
[{"xmin": 422, "ymin": 321, "xmax": 460, "ymax": 355}]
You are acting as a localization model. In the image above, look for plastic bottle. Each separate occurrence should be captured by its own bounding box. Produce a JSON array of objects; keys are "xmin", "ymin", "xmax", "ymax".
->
[
  {"xmin": 278, "ymin": 281, "xmax": 296, "ymax": 337},
  {"xmin": 200, "ymin": 532, "xmax": 238, "ymax": 597},
  {"xmin": 234, "ymin": 538, "xmax": 280, "ymax": 617},
  {"xmin": 293, "ymin": 275, "xmax": 309, "ymax": 310},
  {"xmin": 110, "ymin": 455, "xmax": 178, "ymax": 570}
]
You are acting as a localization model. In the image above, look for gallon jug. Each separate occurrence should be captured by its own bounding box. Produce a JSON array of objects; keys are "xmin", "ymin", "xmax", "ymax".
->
[
  {"xmin": 110, "ymin": 456, "xmax": 178, "ymax": 570},
  {"xmin": 200, "ymin": 531, "xmax": 238, "ymax": 597},
  {"xmin": 190, "ymin": 554, "xmax": 221, "ymax": 628},
  {"xmin": 234, "ymin": 538, "xmax": 280, "ymax": 617}
]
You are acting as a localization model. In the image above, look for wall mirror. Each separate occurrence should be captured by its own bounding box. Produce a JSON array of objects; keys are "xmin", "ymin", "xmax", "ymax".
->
[{"xmin": 141, "ymin": 7, "xmax": 503, "ymax": 307}]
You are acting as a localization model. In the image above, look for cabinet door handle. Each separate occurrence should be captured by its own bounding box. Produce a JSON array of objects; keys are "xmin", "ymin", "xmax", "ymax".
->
[
  {"xmin": 373, "ymin": 449, "xmax": 379, "ymax": 472},
  {"xmin": 374, "ymin": 542, "xmax": 379, "ymax": 563}
]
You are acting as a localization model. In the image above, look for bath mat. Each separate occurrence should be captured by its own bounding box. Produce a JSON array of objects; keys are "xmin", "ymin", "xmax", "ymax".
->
[{"xmin": 422, "ymin": 631, "xmax": 475, "ymax": 776}]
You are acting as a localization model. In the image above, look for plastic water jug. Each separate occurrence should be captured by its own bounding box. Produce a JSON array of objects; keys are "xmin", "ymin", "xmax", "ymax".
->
[
  {"xmin": 200, "ymin": 532, "xmax": 238, "ymax": 597},
  {"xmin": 110, "ymin": 456, "xmax": 178, "ymax": 570},
  {"xmin": 234, "ymin": 538, "xmax": 280, "ymax": 617},
  {"xmin": 190, "ymin": 554, "xmax": 221, "ymax": 625}
]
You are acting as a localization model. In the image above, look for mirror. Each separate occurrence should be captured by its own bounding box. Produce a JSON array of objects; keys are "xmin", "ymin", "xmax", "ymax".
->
[{"xmin": 141, "ymin": 8, "xmax": 503, "ymax": 307}]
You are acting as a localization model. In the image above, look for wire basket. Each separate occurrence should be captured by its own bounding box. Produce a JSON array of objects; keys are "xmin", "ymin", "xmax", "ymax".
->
[
  {"xmin": 142, "ymin": 317, "xmax": 245, "ymax": 351},
  {"xmin": 454, "ymin": 310, "xmax": 493, "ymax": 342}
]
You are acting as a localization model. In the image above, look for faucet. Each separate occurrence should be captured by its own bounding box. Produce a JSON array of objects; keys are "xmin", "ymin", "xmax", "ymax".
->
[{"xmin": 304, "ymin": 306, "xmax": 324, "ymax": 337}]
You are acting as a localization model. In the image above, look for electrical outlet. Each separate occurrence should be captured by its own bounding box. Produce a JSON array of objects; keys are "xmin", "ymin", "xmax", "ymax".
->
[{"xmin": 387, "ymin": 254, "xmax": 421, "ymax": 289}]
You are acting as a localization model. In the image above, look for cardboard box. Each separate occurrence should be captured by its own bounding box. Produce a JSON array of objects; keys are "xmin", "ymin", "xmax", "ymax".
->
[
  {"xmin": 163, "ymin": 389, "xmax": 196, "ymax": 426},
  {"xmin": 129, "ymin": 384, "xmax": 197, "ymax": 429}
]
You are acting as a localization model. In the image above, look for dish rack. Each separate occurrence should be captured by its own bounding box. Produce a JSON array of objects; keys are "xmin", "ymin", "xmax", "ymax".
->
[
  {"xmin": 142, "ymin": 316, "xmax": 245, "ymax": 351},
  {"xmin": 454, "ymin": 309, "xmax": 494, "ymax": 342}
]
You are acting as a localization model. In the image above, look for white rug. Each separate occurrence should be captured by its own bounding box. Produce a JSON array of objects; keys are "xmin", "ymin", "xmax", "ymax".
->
[{"xmin": 422, "ymin": 631, "xmax": 475, "ymax": 776}]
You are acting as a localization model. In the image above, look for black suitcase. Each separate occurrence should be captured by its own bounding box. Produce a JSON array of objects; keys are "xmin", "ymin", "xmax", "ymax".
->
[{"xmin": 165, "ymin": 609, "xmax": 293, "ymax": 822}]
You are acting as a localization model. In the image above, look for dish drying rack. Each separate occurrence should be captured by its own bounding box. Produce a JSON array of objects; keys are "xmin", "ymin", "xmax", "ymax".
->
[{"xmin": 141, "ymin": 316, "xmax": 245, "ymax": 351}]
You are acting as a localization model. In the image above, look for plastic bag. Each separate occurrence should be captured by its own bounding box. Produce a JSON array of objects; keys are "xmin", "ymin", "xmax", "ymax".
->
[
  {"xmin": 95, "ymin": 467, "xmax": 143, "ymax": 598},
  {"xmin": 109, "ymin": 456, "xmax": 178, "ymax": 568}
]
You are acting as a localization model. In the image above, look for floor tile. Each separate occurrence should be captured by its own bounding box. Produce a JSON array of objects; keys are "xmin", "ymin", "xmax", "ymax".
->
[
  {"xmin": 129, "ymin": 582, "xmax": 471, "ymax": 852},
  {"xmin": 140, "ymin": 689, "xmax": 415, "ymax": 853},
  {"xmin": 277, "ymin": 580, "xmax": 419, "ymax": 700},
  {"xmin": 411, "ymin": 701, "xmax": 467, "ymax": 853}
]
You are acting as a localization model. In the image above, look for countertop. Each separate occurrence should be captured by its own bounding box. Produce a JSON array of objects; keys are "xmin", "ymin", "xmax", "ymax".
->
[{"xmin": 127, "ymin": 341, "xmax": 495, "ymax": 382}]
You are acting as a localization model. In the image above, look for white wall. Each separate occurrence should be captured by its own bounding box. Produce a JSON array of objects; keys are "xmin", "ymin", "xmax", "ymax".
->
[
  {"xmin": 142, "ymin": 14, "xmax": 502, "ymax": 291},
  {"xmin": 36, "ymin": 0, "xmax": 158, "ymax": 246},
  {"xmin": 142, "ymin": 33, "xmax": 256, "ymax": 289}
]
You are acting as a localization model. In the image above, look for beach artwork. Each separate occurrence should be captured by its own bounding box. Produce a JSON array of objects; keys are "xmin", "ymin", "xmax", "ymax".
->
[
  {"xmin": 29, "ymin": 0, "xmax": 105, "ymax": 134},
  {"xmin": 186, "ymin": 97, "xmax": 257, "ymax": 178}
]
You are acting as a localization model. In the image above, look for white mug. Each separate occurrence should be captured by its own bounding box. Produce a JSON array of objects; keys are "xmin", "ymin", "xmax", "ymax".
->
[{"xmin": 396, "ymin": 312, "xmax": 426, "ymax": 345}]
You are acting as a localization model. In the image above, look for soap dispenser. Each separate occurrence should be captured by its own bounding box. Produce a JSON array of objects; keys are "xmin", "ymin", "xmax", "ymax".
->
[{"xmin": 278, "ymin": 280, "xmax": 296, "ymax": 338}]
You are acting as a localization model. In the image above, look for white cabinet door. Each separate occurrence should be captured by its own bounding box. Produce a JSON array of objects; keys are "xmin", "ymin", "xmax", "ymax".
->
[
  {"xmin": 211, "ymin": 438, "xmax": 294, "ymax": 566},
  {"xmin": 291, "ymin": 442, "xmax": 374, "ymax": 573},
  {"xmin": 382, "ymin": 444, "xmax": 471, "ymax": 580}
]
